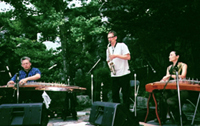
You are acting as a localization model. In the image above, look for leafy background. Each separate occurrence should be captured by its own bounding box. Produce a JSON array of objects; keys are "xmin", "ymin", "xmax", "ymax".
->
[{"xmin": 1, "ymin": 0, "xmax": 200, "ymax": 102}]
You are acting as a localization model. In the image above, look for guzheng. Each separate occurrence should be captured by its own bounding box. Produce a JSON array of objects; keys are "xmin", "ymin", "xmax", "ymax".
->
[
  {"xmin": 0, "ymin": 82, "xmax": 86, "ymax": 92},
  {"xmin": 146, "ymin": 80, "xmax": 200, "ymax": 93},
  {"xmin": 145, "ymin": 79, "xmax": 200, "ymax": 125}
]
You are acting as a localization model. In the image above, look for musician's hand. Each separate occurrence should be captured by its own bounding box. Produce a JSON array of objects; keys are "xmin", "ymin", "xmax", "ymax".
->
[
  {"xmin": 7, "ymin": 80, "xmax": 15, "ymax": 85},
  {"xmin": 19, "ymin": 78, "xmax": 28, "ymax": 85},
  {"xmin": 109, "ymin": 55, "xmax": 116, "ymax": 60},
  {"xmin": 161, "ymin": 75, "xmax": 171, "ymax": 81}
]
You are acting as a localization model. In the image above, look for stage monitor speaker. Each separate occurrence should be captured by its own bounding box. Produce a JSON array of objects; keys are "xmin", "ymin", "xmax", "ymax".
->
[
  {"xmin": 0, "ymin": 103, "xmax": 48, "ymax": 126},
  {"xmin": 89, "ymin": 101, "xmax": 139, "ymax": 126}
]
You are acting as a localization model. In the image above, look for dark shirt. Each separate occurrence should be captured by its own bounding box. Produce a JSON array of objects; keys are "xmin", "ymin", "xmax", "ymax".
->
[
  {"xmin": 168, "ymin": 62, "xmax": 184, "ymax": 79},
  {"xmin": 10, "ymin": 67, "xmax": 41, "ymax": 83}
]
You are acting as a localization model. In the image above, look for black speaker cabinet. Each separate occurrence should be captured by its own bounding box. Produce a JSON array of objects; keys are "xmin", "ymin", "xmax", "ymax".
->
[
  {"xmin": 89, "ymin": 101, "xmax": 139, "ymax": 126},
  {"xmin": 0, "ymin": 103, "xmax": 48, "ymax": 126}
]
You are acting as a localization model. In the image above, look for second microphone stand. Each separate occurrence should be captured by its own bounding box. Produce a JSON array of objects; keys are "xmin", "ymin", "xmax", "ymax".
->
[{"xmin": 87, "ymin": 58, "xmax": 101, "ymax": 103}]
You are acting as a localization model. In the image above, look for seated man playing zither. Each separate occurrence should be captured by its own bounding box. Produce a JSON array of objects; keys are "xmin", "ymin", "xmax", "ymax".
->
[{"xmin": 7, "ymin": 56, "xmax": 42, "ymax": 103}]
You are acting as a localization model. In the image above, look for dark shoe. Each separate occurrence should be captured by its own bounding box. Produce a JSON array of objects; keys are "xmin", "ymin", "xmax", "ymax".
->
[
  {"xmin": 154, "ymin": 118, "xmax": 159, "ymax": 122},
  {"xmin": 174, "ymin": 113, "xmax": 188, "ymax": 125},
  {"xmin": 72, "ymin": 115, "xmax": 78, "ymax": 120},
  {"xmin": 154, "ymin": 118, "xmax": 166, "ymax": 124},
  {"xmin": 175, "ymin": 120, "xmax": 188, "ymax": 125},
  {"xmin": 182, "ymin": 120, "xmax": 188, "ymax": 125},
  {"xmin": 182, "ymin": 113, "xmax": 188, "ymax": 125},
  {"xmin": 72, "ymin": 109, "xmax": 77, "ymax": 120}
]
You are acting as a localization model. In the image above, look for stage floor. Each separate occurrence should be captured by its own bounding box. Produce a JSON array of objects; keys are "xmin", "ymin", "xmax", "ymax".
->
[{"xmin": 47, "ymin": 108, "xmax": 200, "ymax": 126}]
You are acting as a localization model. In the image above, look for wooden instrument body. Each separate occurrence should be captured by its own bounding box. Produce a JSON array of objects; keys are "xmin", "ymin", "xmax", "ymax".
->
[
  {"xmin": 0, "ymin": 82, "xmax": 86, "ymax": 120},
  {"xmin": 0, "ymin": 82, "xmax": 86, "ymax": 92},
  {"xmin": 146, "ymin": 80, "xmax": 200, "ymax": 92}
]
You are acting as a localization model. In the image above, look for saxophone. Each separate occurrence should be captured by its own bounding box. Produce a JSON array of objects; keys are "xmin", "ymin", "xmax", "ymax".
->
[{"xmin": 107, "ymin": 43, "xmax": 116, "ymax": 75}]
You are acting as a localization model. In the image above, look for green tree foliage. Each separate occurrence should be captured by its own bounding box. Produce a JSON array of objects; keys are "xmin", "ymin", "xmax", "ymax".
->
[
  {"xmin": 59, "ymin": 0, "xmax": 110, "ymax": 98},
  {"xmin": 100, "ymin": 0, "xmax": 200, "ymax": 81},
  {"xmin": 0, "ymin": 1, "xmax": 61, "ymax": 84},
  {"xmin": 2, "ymin": 0, "xmax": 199, "ymax": 100},
  {"xmin": 0, "ymin": 0, "xmax": 110, "ymax": 100}
]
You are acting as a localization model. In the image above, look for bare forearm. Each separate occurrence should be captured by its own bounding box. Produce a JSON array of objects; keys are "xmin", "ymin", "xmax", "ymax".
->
[
  {"xmin": 26, "ymin": 74, "xmax": 41, "ymax": 81},
  {"xmin": 161, "ymin": 74, "xmax": 186, "ymax": 81},
  {"xmin": 117, "ymin": 54, "xmax": 130, "ymax": 60},
  {"xmin": 20, "ymin": 74, "xmax": 41, "ymax": 83},
  {"xmin": 171, "ymin": 74, "xmax": 186, "ymax": 79},
  {"xmin": 110, "ymin": 54, "xmax": 130, "ymax": 60}
]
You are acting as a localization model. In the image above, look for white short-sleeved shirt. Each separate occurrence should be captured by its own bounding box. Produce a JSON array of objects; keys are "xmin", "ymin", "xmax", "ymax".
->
[{"xmin": 106, "ymin": 42, "xmax": 131, "ymax": 77}]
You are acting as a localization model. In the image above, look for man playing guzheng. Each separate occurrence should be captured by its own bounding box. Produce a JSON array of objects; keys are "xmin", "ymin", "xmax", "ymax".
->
[
  {"xmin": 7, "ymin": 56, "xmax": 41, "ymax": 85},
  {"xmin": 7, "ymin": 56, "xmax": 42, "ymax": 103}
]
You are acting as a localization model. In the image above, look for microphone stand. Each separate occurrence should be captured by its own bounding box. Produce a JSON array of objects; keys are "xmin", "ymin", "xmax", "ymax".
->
[
  {"xmin": 144, "ymin": 65, "xmax": 149, "ymax": 79},
  {"xmin": 176, "ymin": 71, "xmax": 182, "ymax": 126},
  {"xmin": 13, "ymin": 73, "xmax": 20, "ymax": 103},
  {"xmin": 134, "ymin": 74, "xmax": 137, "ymax": 117},
  {"xmin": 87, "ymin": 58, "xmax": 101, "ymax": 103},
  {"xmin": 16, "ymin": 73, "xmax": 20, "ymax": 104},
  {"xmin": 146, "ymin": 60, "xmax": 156, "ymax": 73}
]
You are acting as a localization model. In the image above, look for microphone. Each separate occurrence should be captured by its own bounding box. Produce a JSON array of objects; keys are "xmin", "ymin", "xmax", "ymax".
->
[
  {"xmin": 146, "ymin": 60, "xmax": 156, "ymax": 73},
  {"xmin": 13, "ymin": 73, "xmax": 19, "ymax": 97},
  {"xmin": 15, "ymin": 73, "xmax": 19, "ymax": 78},
  {"xmin": 14, "ymin": 73, "xmax": 19, "ymax": 86},
  {"xmin": 150, "ymin": 66, "xmax": 156, "ymax": 73},
  {"xmin": 174, "ymin": 66, "xmax": 178, "ymax": 71},
  {"xmin": 152, "ymin": 68, "xmax": 156, "ymax": 73}
]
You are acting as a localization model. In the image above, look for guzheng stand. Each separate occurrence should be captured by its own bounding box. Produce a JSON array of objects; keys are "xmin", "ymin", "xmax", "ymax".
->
[
  {"xmin": 144, "ymin": 91, "xmax": 161, "ymax": 125},
  {"xmin": 144, "ymin": 81, "xmax": 200, "ymax": 125},
  {"xmin": 191, "ymin": 92, "xmax": 200, "ymax": 125}
]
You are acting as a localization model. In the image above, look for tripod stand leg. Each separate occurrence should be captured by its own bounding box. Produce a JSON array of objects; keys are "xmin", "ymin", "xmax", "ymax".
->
[{"xmin": 191, "ymin": 92, "xmax": 200, "ymax": 125}]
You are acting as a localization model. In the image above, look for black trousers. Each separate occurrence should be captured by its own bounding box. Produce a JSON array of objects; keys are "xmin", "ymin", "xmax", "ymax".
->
[
  {"xmin": 159, "ymin": 90, "xmax": 189, "ymax": 123},
  {"xmin": 111, "ymin": 74, "xmax": 130, "ymax": 109}
]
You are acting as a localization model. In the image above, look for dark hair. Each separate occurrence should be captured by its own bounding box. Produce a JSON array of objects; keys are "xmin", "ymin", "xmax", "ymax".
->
[
  {"xmin": 108, "ymin": 30, "xmax": 117, "ymax": 36},
  {"xmin": 172, "ymin": 50, "xmax": 180, "ymax": 56},
  {"xmin": 169, "ymin": 50, "xmax": 180, "ymax": 73},
  {"xmin": 20, "ymin": 56, "xmax": 31, "ymax": 63}
]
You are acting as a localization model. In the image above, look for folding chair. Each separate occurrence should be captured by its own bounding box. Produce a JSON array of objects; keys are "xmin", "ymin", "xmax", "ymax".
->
[
  {"xmin": 187, "ymin": 92, "xmax": 200, "ymax": 125},
  {"xmin": 130, "ymin": 76, "xmax": 140, "ymax": 116},
  {"xmin": 168, "ymin": 92, "xmax": 200, "ymax": 125}
]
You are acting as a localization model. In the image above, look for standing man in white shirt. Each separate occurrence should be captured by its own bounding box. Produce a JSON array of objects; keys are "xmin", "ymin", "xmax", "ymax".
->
[{"xmin": 106, "ymin": 30, "xmax": 131, "ymax": 109}]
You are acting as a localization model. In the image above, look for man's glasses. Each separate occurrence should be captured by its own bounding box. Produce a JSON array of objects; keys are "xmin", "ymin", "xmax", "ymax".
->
[
  {"xmin": 22, "ymin": 63, "xmax": 30, "ymax": 65},
  {"xmin": 108, "ymin": 36, "xmax": 115, "ymax": 39}
]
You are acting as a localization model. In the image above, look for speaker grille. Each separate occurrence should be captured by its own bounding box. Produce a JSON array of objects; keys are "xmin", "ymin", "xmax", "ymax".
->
[{"xmin": 0, "ymin": 103, "xmax": 48, "ymax": 126}]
